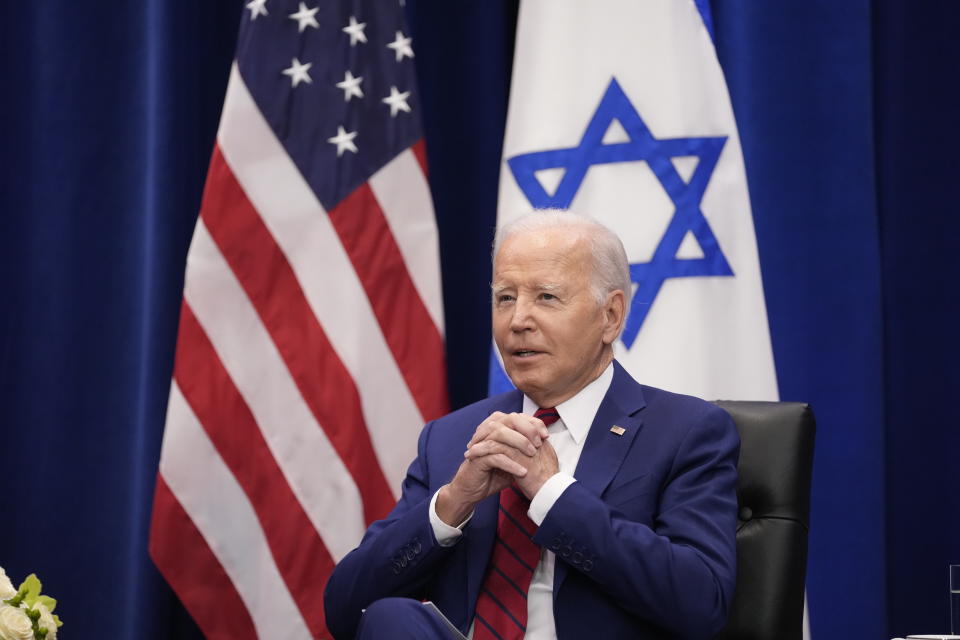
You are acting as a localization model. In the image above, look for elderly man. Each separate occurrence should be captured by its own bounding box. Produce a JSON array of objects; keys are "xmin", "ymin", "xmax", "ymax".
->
[{"xmin": 324, "ymin": 211, "xmax": 739, "ymax": 639}]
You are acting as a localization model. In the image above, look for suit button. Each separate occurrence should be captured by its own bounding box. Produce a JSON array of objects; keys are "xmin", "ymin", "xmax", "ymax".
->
[
  {"xmin": 413, "ymin": 541, "xmax": 422, "ymax": 554},
  {"xmin": 739, "ymin": 506, "xmax": 753, "ymax": 521},
  {"xmin": 560, "ymin": 545, "xmax": 572, "ymax": 558},
  {"xmin": 405, "ymin": 548, "xmax": 416, "ymax": 561},
  {"xmin": 582, "ymin": 559, "xmax": 594, "ymax": 572},
  {"xmin": 571, "ymin": 551, "xmax": 582, "ymax": 564},
  {"xmin": 392, "ymin": 562, "xmax": 401, "ymax": 574},
  {"xmin": 550, "ymin": 538, "xmax": 561, "ymax": 551},
  {"xmin": 400, "ymin": 556, "xmax": 408, "ymax": 567}
]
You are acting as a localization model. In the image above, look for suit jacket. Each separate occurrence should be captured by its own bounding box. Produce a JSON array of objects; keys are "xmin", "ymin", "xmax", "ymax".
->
[{"xmin": 324, "ymin": 361, "xmax": 740, "ymax": 639}]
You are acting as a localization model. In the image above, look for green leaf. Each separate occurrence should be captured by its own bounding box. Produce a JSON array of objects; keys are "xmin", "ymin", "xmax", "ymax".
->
[
  {"xmin": 52, "ymin": 613, "xmax": 62, "ymax": 628},
  {"xmin": 36, "ymin": 595, "xmax": 56, "ymax": 613},
  {"xmin": 19, "ymin": 574, "xmax": 42, "ymax": 606}
]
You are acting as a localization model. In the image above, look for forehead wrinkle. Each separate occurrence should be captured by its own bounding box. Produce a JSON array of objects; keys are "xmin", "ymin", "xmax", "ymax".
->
[
  {"xmin": 493, "ymin": 232, "xmax": 592, "ymax": 292},
  {"xmin": 491, "ymin": 280, "xmax": 565, "ymax": 293},
  {"xmin": 534, "ymin": 282, "xmax": 563, "ymax": 293}
]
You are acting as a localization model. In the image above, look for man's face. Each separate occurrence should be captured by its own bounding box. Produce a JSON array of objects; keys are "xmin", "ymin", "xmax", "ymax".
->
[{"xmin": 492, "ymin": 227, "xmax": 621, "ymax": 407}]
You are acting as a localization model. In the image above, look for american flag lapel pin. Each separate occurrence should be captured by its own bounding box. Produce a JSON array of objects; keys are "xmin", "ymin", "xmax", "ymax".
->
[{"xmin": 609, "ymin": 425, "xmax": 626, "ymax": 436}]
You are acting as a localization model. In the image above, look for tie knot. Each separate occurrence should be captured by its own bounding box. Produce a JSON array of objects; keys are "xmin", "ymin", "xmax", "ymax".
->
[{"xmin": 534, "ymin": 407, "xmax": 560, "ymax": 426}]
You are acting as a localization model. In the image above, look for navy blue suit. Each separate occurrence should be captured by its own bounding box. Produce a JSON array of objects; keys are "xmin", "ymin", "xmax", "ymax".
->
[{"xmin": 324, "ymin": 362, "xmax": 739, "ymax": 639}]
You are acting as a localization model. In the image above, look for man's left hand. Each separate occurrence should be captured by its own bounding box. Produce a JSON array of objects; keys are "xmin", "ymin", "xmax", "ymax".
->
[
  {"xmin": 464, "ymin": 434, "xmax": 560, "ymax": 499},
  {"xmin": 514, "ymin": 438, "xmax": 560, "ymax": 498}
]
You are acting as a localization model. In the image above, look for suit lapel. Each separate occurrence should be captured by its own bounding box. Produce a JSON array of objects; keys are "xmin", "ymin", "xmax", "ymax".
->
[{"xmin": 553, "ymin": 361, "xmax": 647, "ymax": 594}]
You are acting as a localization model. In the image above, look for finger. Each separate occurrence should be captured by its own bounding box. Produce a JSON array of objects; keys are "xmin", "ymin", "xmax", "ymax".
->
[
  {"xmin": 465, "ymin": 439, "xmax": 534, "ymax": 462},
  {"xmin": 515, "ymin": 412, "xmax": 552, "ymax": 441},
  {"xmin": 467, "ymin": 412, "xmax": 512, "ymax": 447},
  {"xmin": 482, "ymin": 424, "xmax": 538, "ymax": 455},
  {"xmin": 467, "ymin": 421, "xmax": 494, "ymax": 448},
  {"xmin": 468, "ymin": 417, "xmax": 507, "ymax": 447},
  {"xmin": 502, "ymin": 412, "xmax": 550, "ymax": 443},
  {"xmin": 482, "ymin": 452, "xmax": 528, "ymax": 477}
]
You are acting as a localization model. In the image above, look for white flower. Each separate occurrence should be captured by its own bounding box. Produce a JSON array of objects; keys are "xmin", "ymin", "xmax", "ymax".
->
[
  {"xmin": 33, "ymin": 602, "xmax": 57, "ymax": 640},
  {"xmin": 0, "ymin": 569, "xmax": 14, "ymax": 601},
  {"xmin": 0, "ymin": 604, "xmax": 33, "ymax": 640}
]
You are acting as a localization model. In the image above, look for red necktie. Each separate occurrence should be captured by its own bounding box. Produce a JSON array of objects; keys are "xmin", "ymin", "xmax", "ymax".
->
[{"xmin": 473, "ymin": 408, "xmax": 560, "ymax": 640}]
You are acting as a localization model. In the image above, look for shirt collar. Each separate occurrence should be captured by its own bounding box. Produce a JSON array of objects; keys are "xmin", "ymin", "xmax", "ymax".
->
[{"xmin": 522, "ymin": 362, "xmax": 614, "ymax": 445}]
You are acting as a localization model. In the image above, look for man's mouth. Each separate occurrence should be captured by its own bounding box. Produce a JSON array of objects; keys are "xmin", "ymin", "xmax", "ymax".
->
[{"xmin": 513, "ymin": 349, "xmax": 542, "ymax": 358}]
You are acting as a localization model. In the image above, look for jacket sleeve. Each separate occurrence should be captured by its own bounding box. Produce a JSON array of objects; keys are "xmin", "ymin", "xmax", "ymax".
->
[
  {"xmin": 323, "ymin": 420, "xmax": 459, "ymax": 639},
  {"xmin": 533, "ymin": 404, "xmax": 740, "ymax": 638}
]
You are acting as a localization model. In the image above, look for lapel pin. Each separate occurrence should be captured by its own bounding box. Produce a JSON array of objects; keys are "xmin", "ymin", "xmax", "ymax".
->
[{"xmin": 609, "ymin": 425, "xmax": 626, "ymax": 436}]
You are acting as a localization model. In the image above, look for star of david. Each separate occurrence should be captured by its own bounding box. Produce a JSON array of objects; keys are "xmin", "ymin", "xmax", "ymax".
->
[{"xmin": 507, "ymin": 77, "xmax": 735, "ymax": 348}]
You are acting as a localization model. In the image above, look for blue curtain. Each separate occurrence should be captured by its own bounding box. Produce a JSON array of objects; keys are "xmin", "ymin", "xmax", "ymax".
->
[
  {"xmin": 713, "ymin": 2, "xmax": 960, "ymax": 634},
  {"xmin": 870, "ymin": 1, "xmax": 960, "ymax": 632},
  {"xmin": 0, "ymin": 2, "xmax": 239, "ymax": 638},
  {"xmin": 1, "ymin": 0, "xmax": 957, "ymax": 637},
  {"xmin": 713, "ymin": 3, "xmax": 886, "ymax": 637}
]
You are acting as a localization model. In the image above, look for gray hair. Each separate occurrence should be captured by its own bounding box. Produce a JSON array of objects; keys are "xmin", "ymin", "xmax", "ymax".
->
[{"xmin": 493, "ymin": 209, "xmax": 632, "ymax": 315}]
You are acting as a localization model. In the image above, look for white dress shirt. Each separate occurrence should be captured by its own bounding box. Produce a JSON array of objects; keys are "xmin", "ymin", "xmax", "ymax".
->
[{"xmin": 428, "ymin": 363, "xmax": 614, "ymax": 639}]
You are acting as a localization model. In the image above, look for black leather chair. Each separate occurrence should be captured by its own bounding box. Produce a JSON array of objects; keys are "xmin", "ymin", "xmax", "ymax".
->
[{"xmin": 713, "ymin": 401, "xmax": 816, "ymax": 640}]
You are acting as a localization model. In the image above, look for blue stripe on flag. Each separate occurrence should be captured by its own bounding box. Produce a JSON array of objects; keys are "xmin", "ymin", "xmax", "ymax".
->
[{"xmin": 692, "ymin": 0, "xmax": 715, "ymax": 43}]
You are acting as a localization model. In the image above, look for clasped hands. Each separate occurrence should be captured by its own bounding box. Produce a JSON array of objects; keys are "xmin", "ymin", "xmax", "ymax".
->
[{"xmin": 436, "ymin": 412, "xmax": 559, "ymax": 527}]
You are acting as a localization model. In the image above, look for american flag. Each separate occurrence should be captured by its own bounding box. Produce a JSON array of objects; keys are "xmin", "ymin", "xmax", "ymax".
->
[{"xmin": 148, "ymin": 1, "xmax": 448, "ymax": 637}]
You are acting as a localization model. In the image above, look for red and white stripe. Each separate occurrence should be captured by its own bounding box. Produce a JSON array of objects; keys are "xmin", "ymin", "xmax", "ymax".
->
[{"xmin": 150, "ymin": 64, "xmax": 448, "ymax": 638}]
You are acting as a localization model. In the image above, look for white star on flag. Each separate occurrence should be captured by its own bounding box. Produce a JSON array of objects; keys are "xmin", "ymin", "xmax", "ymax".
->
[
  {"xmin": 327, "ymin": 125, "xmax": 358, "ymax": 156},
  {"xmin": 386, "ymin": 31, "xmax": 414, "ymax": 62},
  {"xmin": 282, "ymin": 58, "xmax": 313, "ymax": 87},
  {"xmin": 382, "ymin": 86, "xmax": 411, "ymax": 117},
  {"xmin": 288, "ymin": 3, "xmax": 319, "ymax": 32},
  {"xmin": 336, "ymin": 71, "xmax": 364, "ymax": 101},
  {"xmin": 343, "ymin": 16, "xmax": 367, "ymax": 46},
  {"xmin": 246, "ymin": 0, "xmax": 268, "ymax": 20}
]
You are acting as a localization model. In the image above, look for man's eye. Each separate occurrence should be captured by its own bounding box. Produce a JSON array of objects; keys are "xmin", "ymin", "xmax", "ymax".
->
[
  {"xmin": 498, "ymin": 294, "xmax": 514, "ymax": 303},
  {"xmin": 541, "ymin": 293, "xmax": 556, "ymax": 300}
]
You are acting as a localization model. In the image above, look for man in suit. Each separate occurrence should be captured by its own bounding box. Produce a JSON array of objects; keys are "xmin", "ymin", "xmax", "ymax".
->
[{"xmin": 324, "ymin": 211, "xmax": 739, "ymax": 639}]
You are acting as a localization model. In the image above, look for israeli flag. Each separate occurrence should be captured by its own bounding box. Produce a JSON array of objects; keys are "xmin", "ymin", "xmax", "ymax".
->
[{"xmin": 491, "ymin": 0, "xmax": 778, "ymax": 404}]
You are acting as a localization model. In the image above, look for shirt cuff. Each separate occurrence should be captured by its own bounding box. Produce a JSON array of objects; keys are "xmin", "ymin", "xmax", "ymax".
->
[
  {"xmin": 429, "ymin": 488, "xmax": 473, "ymax": 547},
  {"xmin": 528, "ymin": 473, "xmax": 577, "ymax": 525}
]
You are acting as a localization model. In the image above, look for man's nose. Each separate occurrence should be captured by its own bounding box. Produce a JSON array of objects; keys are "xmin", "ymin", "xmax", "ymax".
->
[{"xmin": 509, "ymin": 296, "xmax": 536, "ymax": 332}]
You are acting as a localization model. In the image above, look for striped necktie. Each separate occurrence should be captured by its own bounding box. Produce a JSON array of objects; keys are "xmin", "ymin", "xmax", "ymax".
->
[{"xmin": 473, "ymin": 407, "xmax": 560, "ymax": 640}]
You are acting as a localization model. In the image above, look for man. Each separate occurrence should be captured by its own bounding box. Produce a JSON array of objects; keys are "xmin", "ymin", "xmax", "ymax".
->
[{"xmin": 324, "ymin": 211, "xmax": 739, "ymax": 639}]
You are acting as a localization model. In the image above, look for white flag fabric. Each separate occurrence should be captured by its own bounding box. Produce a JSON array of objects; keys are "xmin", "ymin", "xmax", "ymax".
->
[{"xmin": 494, "ymin": 0, "xmax": 778, "ymax": 403}]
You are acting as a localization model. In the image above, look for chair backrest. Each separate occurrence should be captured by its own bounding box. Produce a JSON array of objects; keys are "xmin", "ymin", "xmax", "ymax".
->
[{"xmin": 713, "ymin": 401, "xmax": 816, "ymax": 640}]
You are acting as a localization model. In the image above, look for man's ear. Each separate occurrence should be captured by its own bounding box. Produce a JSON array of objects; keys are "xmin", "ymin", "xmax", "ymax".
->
[{"xmin": 601, "ymin": 290, "xmax": 626, "ymax": 345}]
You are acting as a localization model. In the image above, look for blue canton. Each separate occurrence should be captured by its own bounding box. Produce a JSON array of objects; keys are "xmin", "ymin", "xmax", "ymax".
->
[
  {"xmin": 235, "ymin": 0, "xmax": 420, "ymax": 211},
  {"xmin": 507, "ymin": 78, "xmax": 734, "ymax": 347}
]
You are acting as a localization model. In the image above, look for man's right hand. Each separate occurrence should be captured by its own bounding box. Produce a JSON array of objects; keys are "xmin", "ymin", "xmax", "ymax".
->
[{"xmin": 435, "ymin": 412, "xmax": 549, "ymax": 527}]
